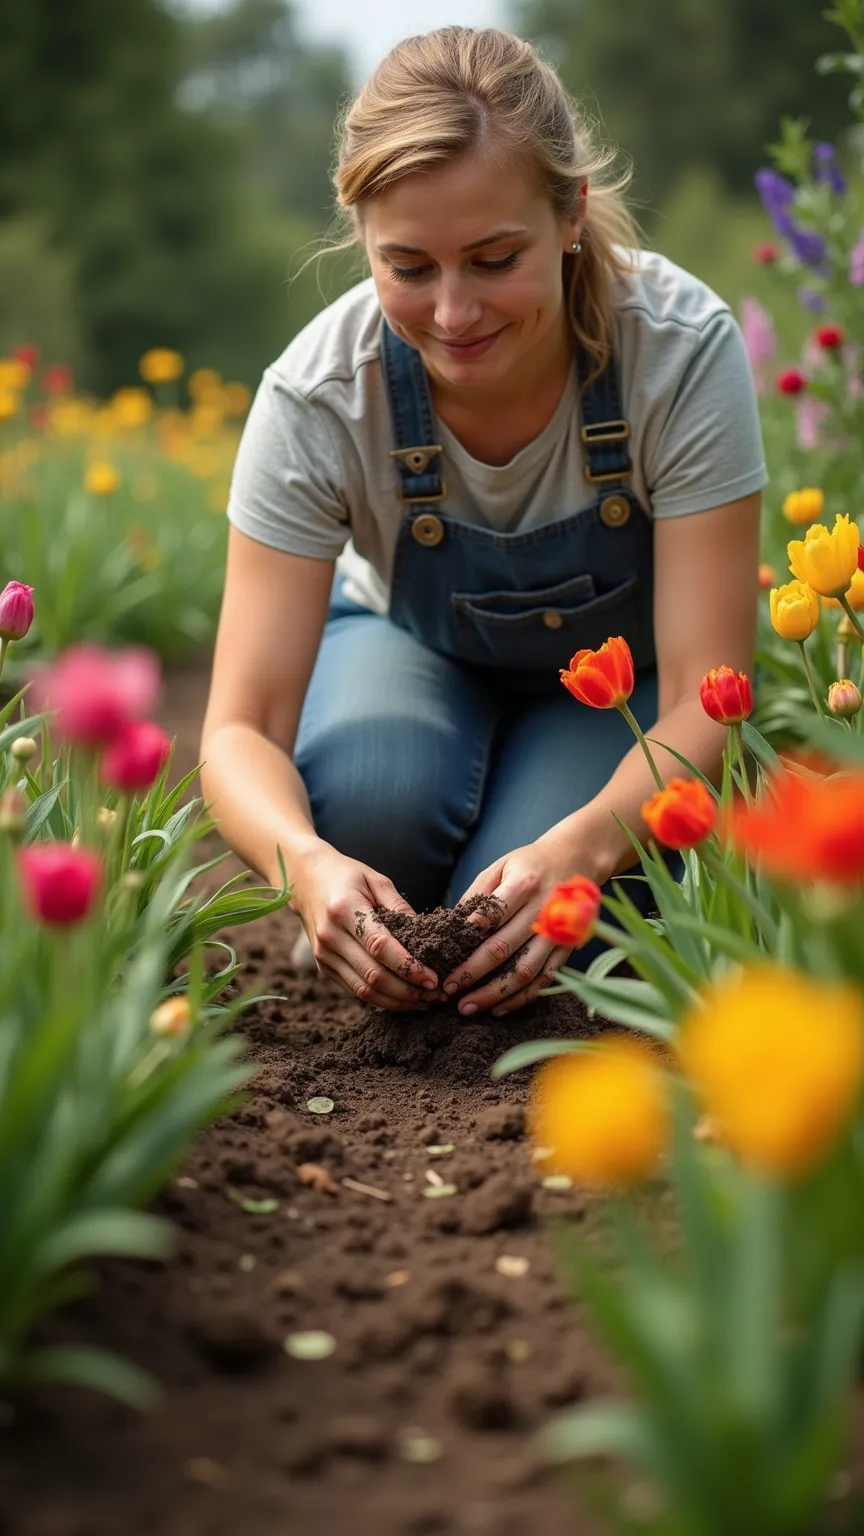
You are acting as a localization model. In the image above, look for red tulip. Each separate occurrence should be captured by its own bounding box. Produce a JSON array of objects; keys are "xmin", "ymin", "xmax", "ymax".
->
[
  {"xmin": 18, "ymin": 843, "xmax": 102, "ymax": 925},
  {"xmin": 0, "ymin": 581, "xmax": 35, "ymax": 643},
  {"xmin": 642, "ymin": 778, "xmax": 716, "ymax": 849},
  {"xmin": 100, "ymin": 719, "xmax": 171, "ymax": 793},
  {"xmin": 560, "ymin": 636, "xmax": 634, "ymax": 709},
  {"xmin": 32, "ymin": 644, "xmax": 160, "ymax": 747},
  {"xmin": 12, "ymin": 344, "xmax": 40, "ymax": 370},
  {"xmin": 532, "ymin": 876, "xmax": 602, "ymax": 947},
  {"xmin": 699, "ymin": 666, "xmax": 753, "ymax": 725},
  {"xmin": 815, "ymin": 325, "xmax": 844, "ymax": 350},
  {"xmin": 776, "ymin": 368, "xmax": 807, "ymax": 395}
]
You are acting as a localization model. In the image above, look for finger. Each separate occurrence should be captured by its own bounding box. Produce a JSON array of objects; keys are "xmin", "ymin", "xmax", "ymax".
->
[
  {"xmin": 318, "ymin": 942, "xmax": 429, "ymax": 1011},
  {"xmin": 457, "ymin": 937, "xmax": 553, "ymax": 1014},
  {"xmin": 364, "ymin": 869, "xmax": 416, "ymax": 918},
  {"xmin": 358, "ymin": 874, "xmax": 439, "ymax": 988},
  {"xmin": 443, "ymin": 875, "xmax": 537, "ymax": 995},
  {"xmin": 490, "ymin": 955, "xmax": 568, "ymax": 1016},
  {"xmin": 455, "ymin": 862, "xmax": 506, "ymax": 929}
]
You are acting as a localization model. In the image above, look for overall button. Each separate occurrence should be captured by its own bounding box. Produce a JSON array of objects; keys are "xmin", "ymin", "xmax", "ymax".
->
[
  {"xmin": 542, "ymin": 610, "xmax": 563, "ymax": 630},
  {"xmin": 599, "ymin": 495, "xmax": 631, "ymax": 528},
  {"xmin": 412, "ymin": 514, "xmax": 445, "ymax": 547}
]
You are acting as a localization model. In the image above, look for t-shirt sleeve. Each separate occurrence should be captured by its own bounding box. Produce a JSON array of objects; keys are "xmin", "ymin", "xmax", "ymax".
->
[
  {"xmin": 226, "ymin": 366, "xmax": 351, "ymax": 558},
  {"xmin": 646, "ymin": 310, "xmax": 769, "ymax": 518}
]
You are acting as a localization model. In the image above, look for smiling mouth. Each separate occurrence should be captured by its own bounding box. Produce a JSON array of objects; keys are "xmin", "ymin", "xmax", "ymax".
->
[{"xmin": 435, "ymin": 327, "xmax": 504, "ymax": 348}]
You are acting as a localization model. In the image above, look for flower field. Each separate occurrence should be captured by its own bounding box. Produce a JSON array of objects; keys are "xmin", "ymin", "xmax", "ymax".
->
[{"xmin": 3, "ymin": 6, "xmax": 864, "ymax": 1535}]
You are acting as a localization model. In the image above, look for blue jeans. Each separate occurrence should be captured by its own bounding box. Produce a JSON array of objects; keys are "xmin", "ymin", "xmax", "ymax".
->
[{"xmin": 295, "ymin": 584, "xmax": 671, "ymax": 971}]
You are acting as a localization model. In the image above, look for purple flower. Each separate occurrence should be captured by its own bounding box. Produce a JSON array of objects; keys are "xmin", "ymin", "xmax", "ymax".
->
[
  {"xmin": 814, "ymin": 142, "xmax": 846, "ymax": 196},
  {"xmin": 754, "ymin": 168, "xmax": 797, "ymax": 237},
  {"xmin": 798, "ymin": 286, "xmax": 827, "ymax": 314},
  {"xmin": 787, "ymin": 224, "xmax": 827, "ymax": 268},
  {"xmin": 851, "ymin": 230, "xmax": 864, "ymax": 287}
]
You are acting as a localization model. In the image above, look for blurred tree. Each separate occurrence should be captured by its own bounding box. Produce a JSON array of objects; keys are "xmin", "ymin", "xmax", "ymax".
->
[
  {"xmin": 516, "ymin": 0, "xmax": 852, "ymax": 208},
  {"xmin": 0, "ymin": 0, "xmax": 350, "ymax": 391}
]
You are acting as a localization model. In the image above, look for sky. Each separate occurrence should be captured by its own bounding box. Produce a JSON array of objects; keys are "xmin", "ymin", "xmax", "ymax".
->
[{"xmin": 179, "ymin": 0, "xmax": 508, "ymax": 84}]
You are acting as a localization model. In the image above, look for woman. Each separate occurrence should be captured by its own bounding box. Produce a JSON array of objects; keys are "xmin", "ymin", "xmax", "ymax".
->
[{"xmin": 200, "ymin": 26, "xmax": 765, "ymax": 1020}]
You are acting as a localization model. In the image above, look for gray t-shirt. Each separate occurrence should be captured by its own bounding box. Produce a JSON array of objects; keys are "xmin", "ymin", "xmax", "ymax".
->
[{"xmin": 228, "ymin": 250, "xmax": 768, "ymax": 614}]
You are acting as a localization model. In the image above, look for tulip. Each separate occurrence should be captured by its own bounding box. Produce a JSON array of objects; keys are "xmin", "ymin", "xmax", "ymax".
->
[
  {"xmin": 769, "ymin": 579, "xmax": 820, "ymax": 641},
  {"xmin": 17, "ymin": 843, "xmax": 102, "ymax": 925},
  {"xmin": 532, "ymin": 875, "xmax": 601, "ymax": 948},
  {"xmin": 725, "ymin": 768, "xmax": 864, "ymax": 885},
  {"xmin": 12, "ymin": 343, "xmax": 39, "ymax": 370},
  {"xmin": 0, "ymin": 580, "xmax": 35, "ymax": 643},
  {"xmin": 821, "ymin": 568, "xmax": 864, "ymax": 612},
  {"xmin": 642, "ymin": 777, "xmax": 716, "ymax": 849},
  {"xmin": 815, "ymin": 324, "xmax": 844, "ymax": 350},
  {"xmin": 776, "ymin": 368, "xmax": 807, "ymax": 395},
  {"xmin": 781, "ymin": 487, "xmax": 823, "ymax": 525},
  {"xmin": 699, "ymin": 666, "xmax": 753, "ymax": 725},
  {"xmin": 529, "ymin": 1037, "xmax": 668, "ymax": 1187},
  {"xmin": 758, "ymin": 563, "xmax": 777, "ymax": 590},
  {"xmin": 680, "ymin": 965, "xmax": 864, "ymax": 1177},
  {"xmin": 0, "ymin": 391, "xmax": 18, "ymax": 423},
  {"xmin": 139, "ymin": 348, "xmax": 184, "ymax": 385},
  {"xmin": 32, "ymin": 643, "xmax": 160, "ymax": 747},
  {"xmin": 150, "ymin": 997, "xmax": 193, "ymax": 1038},
  {"xmin": 560, "ymin": 636, "xmax": 634, "ymax": 709},
  {"xmin": 0, "ymin": 358, "xmax": 30, "ymax": 392},
  {"xmin": 85, "ymin": 462, "xmax": 120, "ymax": 496},
  {"xmin": 788, "ymin": 513, "xmax": 860, "ymax": 600},
  {"xmin": 99, "ymin": 719, "xmax": 171, "ymax": 793},
  {"xmin": 827, "ymin": 679, "xmax": 862, "ymax": 719}
]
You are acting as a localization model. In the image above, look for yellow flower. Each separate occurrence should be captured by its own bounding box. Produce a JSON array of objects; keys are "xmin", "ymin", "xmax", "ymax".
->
[
  {"xmin": 221, "ymin": 381, "xmax": 252, "ymax": 416},
  {"xmin": 680, "ymin": 965, "xmax": 864, "ymax": 1177},
  {"xmin": 149, "ymin": 997, "xmax": 192, "ymax": 1037},
  {"xmin": 529, "ymin": 1038, "xmax": 668, "ymax": 1187},
  {"xmin": 782, "ymin": 487, "xmax": 824, "ymax": 525},
  {"xmin": 788, "ymin": 513, "xmax": 860, "ymax": 599},
  {"xmin": 188, "ymin": 367, "xmax": 222, "ymax": 400},
  {"xmin": 85, "ymin": 461, "xmax": 120, "ymax": 496},
  {"xmin": 0, "ymin": 389, "xmax": 19, "ymax": 423},
  {"xmin": 0, "ymin": 358, "xmax": 30, "ymax": 392},
  {"xmin": 139, "ymin": 347, "xmax": 184, "ymax": 385},
  {"xmin": 822, "ymin": 568, "xmax": 864, "ymax": 612},
  {"xmin": 769, "ymin": 579, "xmax": 820, "ymax": 641},
  {"xmin": 111, "ymin": 387, "xmax": 153, "ymax": 429}
]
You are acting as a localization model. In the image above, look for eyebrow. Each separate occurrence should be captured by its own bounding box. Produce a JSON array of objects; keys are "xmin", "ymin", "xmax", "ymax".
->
[{"xmin": 377, "ymin": 227, "xmax": 530, "ymax": 256}]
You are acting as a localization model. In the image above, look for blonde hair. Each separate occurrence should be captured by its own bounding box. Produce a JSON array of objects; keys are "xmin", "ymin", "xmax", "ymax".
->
[{"xmin": 332, "ymin": 26, "xmax": 642, "ymax": 383}]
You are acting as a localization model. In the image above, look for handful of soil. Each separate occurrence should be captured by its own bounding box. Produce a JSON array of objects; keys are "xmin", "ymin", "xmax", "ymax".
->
[{"xmin": 348, "ymin": 897, "xmax": 600, "ymax": 1085}]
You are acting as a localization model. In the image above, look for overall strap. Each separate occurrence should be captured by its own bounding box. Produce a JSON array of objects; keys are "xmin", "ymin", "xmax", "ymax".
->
[
  {"xmin": 575, "ymin": 344, "xmax": 632, "ymax": 487},
  {"xmin": 381, "ymin": 321, "xmax": 447, "ymax": 505}
]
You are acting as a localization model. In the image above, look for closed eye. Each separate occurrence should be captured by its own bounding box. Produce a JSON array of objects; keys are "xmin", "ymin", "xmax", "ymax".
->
[{"xmin": 389, "ymin": 252, "xmax": 521, "ymax": 283}]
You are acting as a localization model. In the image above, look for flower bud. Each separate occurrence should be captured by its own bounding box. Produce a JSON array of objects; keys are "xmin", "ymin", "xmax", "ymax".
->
[
  {"xmin": 532, "ymin": 875, "xmax": 602, "ymax": 947},
  {"xmin": 9, "ymin": 735, "xmax": 37, "ymax": 763},
  {"xmin": 149, "ymin": 996, "xmax": 192, "ymax": 1038},
  {"xmin": 99, "ymin": 719, "xmax": 170, "ymax": 793},
  {"xmin": 758, "ymin": 563, "xmax": 777, "ymax": 590},
  {"xmin": 837, "ymin": 614, "xmax": 857, "ymax": 644},
  {"xmin": 827, "ymin": 679, "xmax": 862, "ymax": 718},
  {"xmin": 782, "ymin": 487, "xmax": 824, "ymax": 526},
  {"xmin": 96, "ymin": 806, "xmax": 118, "ymax": 830},
  {"xmin": 17, "ymin": 843, "xmax": 102, "ymax": 925},
  {"xmin": 0, "ymin": 581, "xmax": 35, "ymax": 643},
  {"xmin": 776, "ymin": 368, "xmax": 807, "ymax": 396},
  {"xmin": 699, "ymin": 666, "xmax": 753, "ymax": 724},
  {"xmin": 0, "ymin": 786, "xmax": 27, "ymax": 838}
]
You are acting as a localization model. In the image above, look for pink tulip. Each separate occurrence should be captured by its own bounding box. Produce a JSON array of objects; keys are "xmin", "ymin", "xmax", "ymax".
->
[
  {"xmin": 100, "ymin": 719, "xmax": 171, "ymax": 793},
  {"xmin": 0, "ymin": 581, "xmax": 35, "ymax": 643},
  {"xmin": 18, "ymin": 843, "xmax": 102, "ymax": 926},
  {"xmin": 32, "ymin": 644, "xmax": 160, "ymax": 747}
]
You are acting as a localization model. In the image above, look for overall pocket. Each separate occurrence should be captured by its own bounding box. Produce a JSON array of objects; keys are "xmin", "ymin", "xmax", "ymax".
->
[{"xmin": 450, "ymin": 571, "xmax": 645, "ymax": 670}]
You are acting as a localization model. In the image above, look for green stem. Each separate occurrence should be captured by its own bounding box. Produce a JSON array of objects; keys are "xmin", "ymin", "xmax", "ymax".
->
[
  {"xmin": 797, "ymin": 640, "xmax": 825, "ymax": 716},
  {"xmin": 617, "ymin": 699, "xmax": 664, "ymax": 790},
  {"xmin": 730, "ymin": 723, "xmax": 751, "ymax": 802},
  {"xmin": 838, "ymin": 594, "xmax": 864, "ymax": 644},
  {"xmin": 698, "ymin": 841, "xmax": 780, "ymax": 949}
]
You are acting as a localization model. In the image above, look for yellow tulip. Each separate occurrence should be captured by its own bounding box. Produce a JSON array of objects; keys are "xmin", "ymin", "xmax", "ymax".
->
[
  {"xmin": 85, "ymin": 461, "xmax": 120, "ymax": 496},
  {"xmin": 782, "ymin": 487, "xmax": 824, "ymax": 525},
  {"xmin": 188, "ymin": 367, "xmax": 222, "ymax": 400},
  {"xmin": 139, "ymin": 347, "xmax": 184, "ymax": 385},
  {"xmin": 529, "ymin": 1037, "xmax": 668, "ymax": 1187},
  {"xmin": 821, "ymin": 567, "xmax": 864, "ymax": 612},
  {"xmin": 111, "ymin": 387, "xmax": 153, "ymax": 429},
  {"xmin": 680, "ymin": 965, "xmax": 864, "ymax": 1177},
  {"xmin": 769, "ymin": 579, "xmax": 820, "ymax": 641},
  {"xmin": 0, "ymin": 389, "xmax": 19, "ymax": 423},
  {"xmin": 0, "ymin": 358, "xmax": 30, "ymax": 392},
  {"xmin": 788, "ymin": 513, "xmax": 860, "ymax": 599},
  {"xmin": 222, "ymin": 381, "xmax": 252, "ymax": 416}
]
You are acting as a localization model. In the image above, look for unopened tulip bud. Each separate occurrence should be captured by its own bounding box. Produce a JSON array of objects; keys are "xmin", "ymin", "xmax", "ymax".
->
[
  {"xmin": 9, "ymin": 736, "xmax": 37, "ymax": 763},
  {"xmin": 149, "ymin": 996, "xmax": 192, "ymax": 1038},
  {"xmin": 0, "ymin": 581, "xmax": 35, "ymax": 643},
  {"xmin": 758, "ymin": 563, "xmax": 777, "ymax": 590},
  {"xmin": 97, "ymin": 806, "xmax": 118, "ymax": 830},
  {"xmin": 837, "ymin": 614, "xmax": 857, "ymax": 644},
  {"xmin": 827, "ymin": 679, "xmax": 862, "ymax": 718},
  {"xmin": 0, "ymin": 787, "xmax": 27, "ymax": 837}
]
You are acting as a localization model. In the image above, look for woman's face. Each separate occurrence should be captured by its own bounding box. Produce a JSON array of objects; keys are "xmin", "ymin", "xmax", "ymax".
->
[{"xmin": 363, "ymin": 150, "xmax": 583, "ymax": 394}]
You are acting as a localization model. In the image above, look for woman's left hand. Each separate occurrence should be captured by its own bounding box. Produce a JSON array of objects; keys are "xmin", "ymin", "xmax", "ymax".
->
[{"xmin": 439, "ymin": 828, "xmax": 599, "ymax": 1016}]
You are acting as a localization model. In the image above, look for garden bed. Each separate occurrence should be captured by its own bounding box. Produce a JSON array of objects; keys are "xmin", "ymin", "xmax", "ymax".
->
[{"xmin": 0, "ymin": 657, "xmax": 617, "ymax": 1536}]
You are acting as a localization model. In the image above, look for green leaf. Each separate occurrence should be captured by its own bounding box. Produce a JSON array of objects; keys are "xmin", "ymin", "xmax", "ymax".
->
[
  {"xmin": 226, "ymin": 1186, "xmax": 279, "ymax": 1215},
  {"xmin": 31, "ymin": 1210, "xmax": 175, "ymax": 1280},
  {"xmin": 20, "ymin": 1345, "xmax": 160, "ymax": 1411},
  {"xmin": 540, "ymin": 1402, "xmax": 655, "ymax": 1467},
  {"xmin": 491, "ymin": 1038, "xmax": 583, "ymax": 1079},
  {"xmin": 740, "ymin": 721, "xmax": 782, "ymax": 773}
]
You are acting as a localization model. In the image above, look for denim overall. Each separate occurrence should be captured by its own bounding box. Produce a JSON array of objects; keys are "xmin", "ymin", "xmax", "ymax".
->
[{"xmin": 380, "ymin": 321, "xmax": 655, "ymax": 689}]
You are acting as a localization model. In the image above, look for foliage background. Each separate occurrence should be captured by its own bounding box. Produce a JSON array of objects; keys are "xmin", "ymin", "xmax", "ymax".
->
[{"xmin": 0, "ymin": 0, "xmax": 856, "ymax": 395}]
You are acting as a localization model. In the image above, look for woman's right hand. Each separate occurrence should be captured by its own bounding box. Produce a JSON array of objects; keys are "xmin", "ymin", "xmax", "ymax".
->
[{"xmin": 289, "ymin": 845, "xmax": 439, "ymax": 1011}]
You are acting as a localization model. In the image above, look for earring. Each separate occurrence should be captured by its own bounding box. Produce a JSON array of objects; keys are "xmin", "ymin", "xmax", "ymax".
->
[{"xmin": 571, "ymin": 240, "xmax": 582, "ymax": 253}]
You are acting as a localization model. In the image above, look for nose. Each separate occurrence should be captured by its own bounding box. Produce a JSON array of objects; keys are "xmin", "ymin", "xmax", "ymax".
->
[{"xmin": 433, "ymin": 278, "xmax": 483, "ymax": 337}]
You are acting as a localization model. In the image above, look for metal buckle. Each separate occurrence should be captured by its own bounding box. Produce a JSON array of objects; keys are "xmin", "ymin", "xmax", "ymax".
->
[
  {"xmin": 390, "ymin": 445, "xmax": 444, "ymax": 474},
  {"xmin": 399, "ymin": 480, "xmax": 449, "ymax": 504},
  {"xmin": 584, "ymin": 464, "xmax": 632, "ymax": 485},
  {"xmin": 580, "ymin": 420, "xmax": 630, "ymax": 446}
]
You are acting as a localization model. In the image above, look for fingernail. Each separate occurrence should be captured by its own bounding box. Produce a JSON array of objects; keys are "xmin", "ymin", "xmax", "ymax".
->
[
  {"xmin": 460, "ymin": 1002, "xmax": 478, "ymax": 1016},
  {"xmin": 444, "ymin": 981, "xmax": 458, "ymax": 996},
  {"xmin": 492, "ymin": 1007, "xmax": 507, "ymax": 1018},
  {"xmin": 422, "ymin": 978, "xmax": 438, "ymax": 990}
]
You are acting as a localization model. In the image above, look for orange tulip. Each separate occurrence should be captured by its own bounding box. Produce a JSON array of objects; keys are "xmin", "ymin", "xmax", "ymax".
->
[
  {"xmin": 532, "ymin": 876, "xmax": 602, "ymax": 947},
  {"xmin": 725, "ymin": 769, "xmax": 864, "ymax": 885},
  {"xmin": 560, "ymin": 636, "xmax": 634, "ymax": 709},
  {"xmin": 642, "ymin": 777, "xmax": 716, "ymax": 849},
  {"xmin": 699, "ymin": 666, "xmax": 753, "ymax": 725}
]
